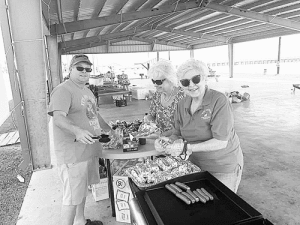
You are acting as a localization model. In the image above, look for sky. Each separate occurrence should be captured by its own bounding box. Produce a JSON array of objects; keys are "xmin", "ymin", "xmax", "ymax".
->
[
  {"xmin": 1, "ymin": 25, "xmax": 300, "ymax": 122},
  {"xmin": 60, "ymin": 33, "xmax": 300, "ymax": 74}
]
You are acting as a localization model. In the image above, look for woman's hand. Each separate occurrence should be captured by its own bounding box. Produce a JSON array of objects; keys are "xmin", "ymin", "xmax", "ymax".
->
[
  {"xmin": 154, "ymin": 136, "xmax": 173, "ymax": 152},
  {"xmin": 165, "ymin": 139, "xmax": 184, "ymax": 157}
]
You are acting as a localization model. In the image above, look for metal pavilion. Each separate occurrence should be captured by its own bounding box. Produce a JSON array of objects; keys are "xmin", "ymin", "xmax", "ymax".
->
[{"xmin": 0, "ymin": 0, "xmax": 299, "ymax": 170}]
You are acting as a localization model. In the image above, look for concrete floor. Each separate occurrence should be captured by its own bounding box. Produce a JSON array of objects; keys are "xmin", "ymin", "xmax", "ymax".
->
[{"xmin": 17, "ymin": 73, "xmax": 300, "ymax": 225}]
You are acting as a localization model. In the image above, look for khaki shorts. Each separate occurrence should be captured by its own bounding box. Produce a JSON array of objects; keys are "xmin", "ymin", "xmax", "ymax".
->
[{"xmin": 57, "ymin": 156, "xmax": 100, "ymax": 205}]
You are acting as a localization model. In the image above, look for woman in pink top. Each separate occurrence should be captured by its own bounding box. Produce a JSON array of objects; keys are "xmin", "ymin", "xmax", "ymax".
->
[
  {"xmin": 145, "ymin": 60, "xmax": 185, "ymax": 136},
  {"xmin": 162, "ymin": 59, "xmax": 244, "ymax": 193}
]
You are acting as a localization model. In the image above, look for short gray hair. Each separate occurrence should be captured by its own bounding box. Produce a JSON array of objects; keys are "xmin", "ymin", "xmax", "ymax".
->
[
  {"xmin": 176, "ymin": 59, "xmax": 209, "ymax": 81},
  {"xmin": 147, "ymin": 60, "xmax": 178, "ymax": 86}
]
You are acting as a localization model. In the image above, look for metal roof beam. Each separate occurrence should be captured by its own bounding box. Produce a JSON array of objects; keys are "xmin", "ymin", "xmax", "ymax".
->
[
  {"xmin": 59, "ymin": 27, "xmax": 150, "ymax": 49},
  {"xmin": 148, "ymin": 25, "xmax": 228, "ymax": 43},
  {"xmin": 61, "ymin": 37, "xmax": 132, "ymax": 53},
  {"xmin": 50, "ymin": 1, "xmax": 201, "ymax": 35},
  {"xmin": 206, "ymin": 2, "xmax": 300, "ymax": 32},
  {"xmin": 232, "ymin": 28, "xmax": 299, "ymax": 43},
  {"xmin": 131, "ymin": 37, "xmax": 190, "ymax": 49},
  {"xmin": 192, "ymin": 41, "xmax": 225, "ymax": 50}
]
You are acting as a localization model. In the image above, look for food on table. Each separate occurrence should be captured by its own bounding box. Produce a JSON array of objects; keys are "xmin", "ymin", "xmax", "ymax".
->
[
  {"xmin": 103, "ymin": 119, "xmax": 143, "ymax": 149},
  {"xmin": 181, "ymin": 192, "xmax": 195, "ymax": 203},
  {"xmin": 200, "ymin": 188, "xmax": 214, "ymax": 200},
  {"xmin": 196, "ymin": 189, "xmax": 210, "ymax": 201},
  {"xmin": 136, "ymin": 121, "xmax": 161, "ymax": 137},
  {"xmin": 175, "ymin": 181, "xmax": 190, "ymax": 190},
  {"xmin": 165, "ymin": 184, "xmax": 191, "ymax": 205},
  {"xmin": 176, "ymin": 192, "xmax": 191, "ymax": 205},
  {"xmin": 165, "ymin": 182, "xmax": 215, "ymax": 205},
  {"xmin": 193, "ymin": 190, "xmax": 207, "ymax": 203},
  {"xmin": 170, "ymin": 184, "xmax": 183, "ymax": 193},
  {"xmin": 187, "ymin": 189, "xmax": 199, "ymax": 202},
  {"xmin": 124, "ymin": 156, "xmax": 201, "ymax": 188}
]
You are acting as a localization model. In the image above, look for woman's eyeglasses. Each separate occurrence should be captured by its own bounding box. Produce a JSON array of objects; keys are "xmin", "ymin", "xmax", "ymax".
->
[
  {"xmin": 180, "ymin": 75, "xmax": 201, "ymax": 87},
  {"xmin": 152, "ymin": 79, "xmax": 166, "ymax": 85},
  {"xmin": 76, "ymin": 66, "xmax": 92, "ymax": 72}
]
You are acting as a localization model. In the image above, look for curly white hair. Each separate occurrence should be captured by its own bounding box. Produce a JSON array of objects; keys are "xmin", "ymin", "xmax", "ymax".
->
[
  {"xmin": 147, "ymin": 60, "xmax": 178, "ymax": 86},
  {"xmin": 176, "ymin": 59, "xmax": 209, "ymax": 81}
]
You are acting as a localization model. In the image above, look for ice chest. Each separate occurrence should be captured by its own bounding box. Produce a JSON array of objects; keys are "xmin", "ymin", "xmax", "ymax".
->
[
  {"xmin": 128, "ymin": 171, "xmax": 274, "ymax": 225},
  {"xmin": 131, "ymin": 87, "xmax": 150, "ymax": 100}
]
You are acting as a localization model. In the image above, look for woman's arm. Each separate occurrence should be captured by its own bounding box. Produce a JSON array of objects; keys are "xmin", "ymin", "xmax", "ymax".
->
[
  {"xmin": 189, "ymin": 138, "xmax": 228, "ymax": 152},
  {"xmin": 166, "ymin": 104, "xmax": 181, "ymax": 142},
  {"xmin": 147, "ymin": 93, "xmax": 158, "ymax": 122}
]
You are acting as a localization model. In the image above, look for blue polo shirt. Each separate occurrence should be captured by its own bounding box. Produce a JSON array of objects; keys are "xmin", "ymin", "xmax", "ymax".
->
[{"xmin": 173, "ymin": 87, "xmax": 243, "ymax": 173}]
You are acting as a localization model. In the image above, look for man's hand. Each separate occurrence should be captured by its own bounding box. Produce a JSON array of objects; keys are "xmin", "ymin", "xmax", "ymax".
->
[{"xmin": 74, "ymin": 128, "xmax": 95, "ymax": 144}]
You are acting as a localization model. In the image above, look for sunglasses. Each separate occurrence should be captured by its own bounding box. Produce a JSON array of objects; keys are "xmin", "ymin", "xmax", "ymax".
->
[
  {"xmin": 152, "ymin": 79, "xmax": 165, "ymax": 85},
  {"xmin": 180, "ymin": 75, "xmax": 201, "ymax": 87},
  {"xmin": 76, "ymin": 66, "xmax": 92, "ymax": 72}
]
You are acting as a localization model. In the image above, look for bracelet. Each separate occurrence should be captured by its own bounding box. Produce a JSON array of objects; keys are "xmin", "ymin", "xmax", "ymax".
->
[{"xmin": 183, "ymin": 141, "xmax": 188, "ymax": 154}]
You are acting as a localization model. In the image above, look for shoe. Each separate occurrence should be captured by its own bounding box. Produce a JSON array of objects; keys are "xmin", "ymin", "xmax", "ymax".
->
[{"xmin": 85, "ymin": 219, "xmax": 103, "ymax": 225}]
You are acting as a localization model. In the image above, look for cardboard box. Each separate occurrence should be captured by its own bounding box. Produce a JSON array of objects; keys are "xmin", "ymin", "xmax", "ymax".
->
[
  {"xmin": 113, "ymin": 160, "xmax": 138, "ymax": 223},
  {"xmin": 131, "ymin": 87, "xmax": 150, "ymax": 100},
  {"xmin": 91, "ymin": 178, "xmax": 109, "ymax": 201}
]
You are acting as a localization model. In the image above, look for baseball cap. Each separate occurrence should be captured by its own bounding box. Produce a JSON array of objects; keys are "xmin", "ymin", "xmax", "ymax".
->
[{"xmin": 69, "ymin": 54, "xmax": 92, "ymax": 67}]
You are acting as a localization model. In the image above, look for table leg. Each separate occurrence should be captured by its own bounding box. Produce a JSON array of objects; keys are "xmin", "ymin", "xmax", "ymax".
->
[{"xmin": 106, "ymin": 159, "xmax": 116, "ymax": 217}]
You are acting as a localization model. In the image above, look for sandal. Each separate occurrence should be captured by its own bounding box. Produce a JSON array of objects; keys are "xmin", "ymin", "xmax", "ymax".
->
[{"xmin": 85, "ymin": 219, "xmax": 103, "ymax": 225}]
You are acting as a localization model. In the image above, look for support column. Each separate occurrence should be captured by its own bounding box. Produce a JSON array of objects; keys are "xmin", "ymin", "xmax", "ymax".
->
[
  {"xmin": 46, "ymin": 35, "xmax": 61, "ymax": 91},
  {"xmin": 190, "ymin": 49, "xmax": 194, "ymax": 58},
  {"xmin": 157, "ymin": 51, "xmax": 159, "ymax": 61},
  {"xmin": 228, "ymin": 43, "xmax": 234, "ymax": 78},
  {"xmin": 277, "ymin": 37, "xmax": 281, "ymax": 75},
  {"xmin": 2, "ymin": 0, "xmax": 51, "ymax": 170},
  {"xmin": 58, "ymin": 46, "xmax": 63, "ymax": 80}
]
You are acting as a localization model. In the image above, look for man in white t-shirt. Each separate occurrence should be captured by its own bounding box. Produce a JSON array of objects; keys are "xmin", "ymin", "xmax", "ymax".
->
[{"xmin": 49, "ymin": 55, "xmax": 112, "ymax": 225}]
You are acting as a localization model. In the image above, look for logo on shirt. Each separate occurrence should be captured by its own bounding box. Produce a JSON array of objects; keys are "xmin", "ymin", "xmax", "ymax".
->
[
  {"xmin": 201, "ymin": 109, "xmax": 211, "ymax": 120},
  {"xmin": 82, "ymin": 95, "xmax": 100, "ymax": 131}
]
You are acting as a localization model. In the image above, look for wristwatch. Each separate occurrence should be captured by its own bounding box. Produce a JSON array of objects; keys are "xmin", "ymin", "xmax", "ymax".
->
[{"xmin": 179, "ymin": 140, "xmax": 188, "ymax": 160}]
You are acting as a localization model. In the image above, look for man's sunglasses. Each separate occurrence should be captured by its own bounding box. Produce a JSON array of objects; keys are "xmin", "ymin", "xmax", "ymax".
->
[
  {"xmin": 76, "ymin": 66, "xmax": 92, "ymax": 72},
  {"xmin": 152, "ymin": 79, "xmax": 165, "ymax": 85},
  {"xmin": 180, "ymin": 75, "xmax": 201, "ymax": 87}
]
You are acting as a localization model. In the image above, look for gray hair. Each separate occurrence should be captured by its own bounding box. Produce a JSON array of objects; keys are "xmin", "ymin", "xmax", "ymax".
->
[
  {"xmin": 176, "ymin": 59, "xmax": 209, "ymax": 81},
  {"xmin": 147, "ymin": 60, "xmax": 178, "ymax": 86}
]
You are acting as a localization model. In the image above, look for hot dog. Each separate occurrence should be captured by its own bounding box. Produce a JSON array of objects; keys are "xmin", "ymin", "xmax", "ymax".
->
[
  {"xmin": 193, "ymin": 190, "xmax": 207, "ymax": 203},
  {"xmin": 175, "ymin": 182, "xmax": 190, "ymax": 190},
  {"xmin": 201, "ymin": 188, "xmax": 214, "ymax": 200},
  {"xmin": 181, "ymin": 192, "xmax": 195, "ymax": 204},
  {"xmin": 166, "ymin": 184, "xmax": 191, "ymax": 205},
  {"xmin": 187, "ymin": 189, "xmax": 199, "ymax": 202},
  {"xmin": 175, "ymin": 193, "xmax": 191, "ymax": 205},
  {"xmin": 165, "ymin": 184, "xmax": 177, "ymax": 195},
  {"xmin": 196, "ymin": 188, "xmax": 210, "ymax": 201},
  {"xmin": 170, "ymin": 184, "xmax": 183, "ymax": 193}
]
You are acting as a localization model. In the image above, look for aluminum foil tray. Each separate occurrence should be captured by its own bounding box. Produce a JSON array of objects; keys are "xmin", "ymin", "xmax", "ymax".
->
[{"xmin": 124, "ymin": 156, "xmax": 201, "ymax": 189}]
